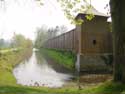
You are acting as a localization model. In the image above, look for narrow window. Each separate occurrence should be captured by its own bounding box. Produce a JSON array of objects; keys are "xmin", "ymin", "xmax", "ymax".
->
[{"xmin": 93, "ymin": 40, "xmax": 96, "ymax": 45}]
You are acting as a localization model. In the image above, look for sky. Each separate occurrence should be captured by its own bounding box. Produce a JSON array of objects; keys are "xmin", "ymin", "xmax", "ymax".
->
[{"xmin": 0, "ymin": 0, "xmax": 110, "ymax": 40}]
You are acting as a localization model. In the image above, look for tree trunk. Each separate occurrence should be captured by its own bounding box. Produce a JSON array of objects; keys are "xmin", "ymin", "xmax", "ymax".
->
[{"xmin": 110, "ymin": 0, "xmax": 125, "ymax": 82}]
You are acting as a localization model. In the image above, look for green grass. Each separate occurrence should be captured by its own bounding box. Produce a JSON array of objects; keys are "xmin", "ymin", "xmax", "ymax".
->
[
  {"xmin": 40, "ymin": 48, "xmax": 76, "ymax": 70},
  {"xmin": 0, "ymin": 48, "xmax": 32, "ymax": 86},
  {"xmin": 0, "ymin": 70, "xmax": 16, "ymax": 86},
  {"xmin": 0, "ymin": 85, "xmax": 81, "ymax": 94},
  {"xmin": 1, "ymin": 81, "xmax": 125, "ymax": 94},
  {"xmin": 82, "ymin": 81, "xmax": 125, "ymax": 94}
]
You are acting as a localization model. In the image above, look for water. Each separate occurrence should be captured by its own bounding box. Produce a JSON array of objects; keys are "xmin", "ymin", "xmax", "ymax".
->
[{"xmin": 13, "ymin": 50, "xmax": 73, "ymax": 88}]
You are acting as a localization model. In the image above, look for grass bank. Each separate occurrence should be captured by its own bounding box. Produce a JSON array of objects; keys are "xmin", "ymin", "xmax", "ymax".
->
[
  {"xmin": 1, "ymin": 80, "xmax": 125, "ymax": 94},
  {"xmin": 82, "ymin": 81, "xmax": 125, "ymax": 94},
  {"xmin": 40, "ymin": 48, "xmax": 76, "ymax": 70},
  {"xmin": 0, "ymin": 48, "xmax": 32, "ymax": 86}
]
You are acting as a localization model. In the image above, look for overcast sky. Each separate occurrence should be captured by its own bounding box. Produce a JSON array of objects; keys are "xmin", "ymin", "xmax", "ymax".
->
[{"xmin": 0, "ymin": 0, "xmax": 110, "ymax": 40}]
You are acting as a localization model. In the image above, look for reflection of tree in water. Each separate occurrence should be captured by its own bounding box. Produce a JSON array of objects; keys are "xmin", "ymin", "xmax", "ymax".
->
[
  {"xmin": 23, "ymin": 50, "xmax": 33, "ymax": 62},
  {"xmin": 35, "ymin": 51, "xmax": 49, "ymax": 65}
]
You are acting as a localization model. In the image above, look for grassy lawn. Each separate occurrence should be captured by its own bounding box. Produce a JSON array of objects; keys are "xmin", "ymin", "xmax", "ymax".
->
[
  {"xmin": 1, "ymin": 80, "xmax": 125, "ymax": 94},
  {"xmin": 0, "ymin": 48, "xmax": 125, "ymax": 94}
]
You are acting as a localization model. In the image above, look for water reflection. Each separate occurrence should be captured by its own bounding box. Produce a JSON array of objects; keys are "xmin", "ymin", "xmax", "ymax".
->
[{"xmin": 13, "ymin": 50, "xmax": 73, "ymax": 88}]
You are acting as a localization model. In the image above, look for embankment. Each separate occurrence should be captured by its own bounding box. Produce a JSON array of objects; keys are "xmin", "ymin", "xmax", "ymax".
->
[
  {"xmin": 40, "ymin": 48, "xmax": 76, "ymax": 71},
  {"xmin": 0, "ymin": 48, "xmax": 32, "ymax": 86}
]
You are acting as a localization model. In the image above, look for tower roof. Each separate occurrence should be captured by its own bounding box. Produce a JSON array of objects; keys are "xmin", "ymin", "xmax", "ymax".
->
[{"xmin": 75, "ymin": 3, "xmax": 110, "ymax": 20}]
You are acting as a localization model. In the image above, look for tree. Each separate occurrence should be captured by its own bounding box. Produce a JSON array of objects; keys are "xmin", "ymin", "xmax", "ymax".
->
[
  {"xmin": 34, "ymin": 25, "xmax": 67, "ymax": 48},
  {"xmin": 11, "ymin": 34, "xmax": 26, "ymax": 47},
  {"xmin": 57, "ymin": 0, "xmax": 92, "ymax": 23},
  {"xmin": 47, "ymin": 27, "xmax": 58, "ymax": 39},
  {"xmin": 34, "ymin": 26, "xmax": 48, "ymax": 48},
  {"xmin": 0, "ymin": 39, "xmax": 5, "ymax": 48},
  {"xmin": 11, "ymin": 34, "xmax": 32, "ymax": 48},
  {"xmin": 58, "ymin": 25, "xmax": 67, "ymax": 34},
  {"xmin": 110, "ymin": 0, "xmax": 125, "ymax": 82}
]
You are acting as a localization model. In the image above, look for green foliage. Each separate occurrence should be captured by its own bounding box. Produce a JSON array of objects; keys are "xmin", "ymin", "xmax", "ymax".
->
[
  {"xmin": 57, "ymin": 0, "xmax": 94, "ymax": 24},
  {"xmin": 0, "ymin": 39, "xmax": 11, "ymax": 49},
  {"xmin": 57, "ymin": 0, "xmax": 83, "ymax": 24},
  {"xmin": 74, "ymin": 18, "xmax": 84, "ymax": 25},
  {"xmin": 11, "ymin": 34, "xmax": 32, "ymax": 48},
  {"xmin": 85, "ymin": 14, "xmax": 95, "ymax": 20},
  {"xmin": 35, "ymin": 25, "xmax": 68, "ymax": 48},
  {"xmin": 35, "ymin": 0, "xmax": 44, "ymax": 6},
  {"xmin": 34, "ymin": 26, "xmax": 48, "ymax": 48},
  {"xmin": 35, "ymin": 0, "xmax": 94, "ymax": 24}
]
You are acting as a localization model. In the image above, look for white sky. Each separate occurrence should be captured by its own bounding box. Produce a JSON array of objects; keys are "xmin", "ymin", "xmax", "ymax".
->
[{"xmin": 0, "ymin": 0, "xmax": 110, "ymax": 40}]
